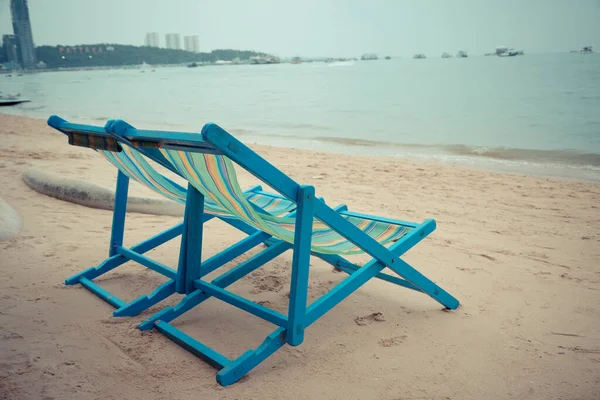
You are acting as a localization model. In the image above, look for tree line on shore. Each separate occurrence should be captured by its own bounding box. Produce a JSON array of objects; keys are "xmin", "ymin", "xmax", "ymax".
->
[{"xmin": 2, "ymin": 44, "xmax": 269, "ymax": 69}]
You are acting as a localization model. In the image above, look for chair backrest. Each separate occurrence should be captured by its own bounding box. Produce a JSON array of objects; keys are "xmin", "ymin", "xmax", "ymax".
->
[
  {"xmin": 47, "ymin": 116, "xmax": 295, "ymax": 218},
  {"xmin": 104, "ymin": 120, "xmax": 409, "ymax": 255},
  {"xmin": 49, "ymin": 116, "xmax": 409, "ymax": 255}
]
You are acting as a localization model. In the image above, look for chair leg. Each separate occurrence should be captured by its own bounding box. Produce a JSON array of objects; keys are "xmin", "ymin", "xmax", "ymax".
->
[
  {"xmin": 287, "ymin": 185, "xmax": 314, "ymax": 346},
  {"xmin": 109, "ymin": 170, "xmax": 129, "ymax": 257},
  {"xmin": 216, "ymin": 328, "xmax": 287, "ymax": 386},
  {"xmin": 113, "ymin": 280, "xmax": 177, "ymax": 317}
]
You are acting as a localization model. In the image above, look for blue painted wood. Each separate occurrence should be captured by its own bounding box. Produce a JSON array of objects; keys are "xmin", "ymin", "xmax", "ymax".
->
[
  {"xmin": 64, "ymin": 263, "xmax": 116, "ymax": 285},
  {"xmin": 195, "ymin": 280, "xmax": 288, "ymax": 327},
  {"xmin": 155, "ymin": 321, "xmax": 231, "ymax": 369},
  {"xmin": 216, "ymin": 328, "xmax": 287, "ymax": 386},
  {"xmin": 340, "ymin": 210, "xmax": 419, "ymax": 228},
  {"xmin": 138, "ymin": 241, "xmax": 291, "ymax": 331},
  {"xmin": 129, "ymin": 222, "xmax": 184, "ymax": 254},
  {"xmin": 65, "ymin": 223, "xmax": 184, "ymax": 285},
  {"xmin": 185, "ymin": 185, "xmax": 205, "ymax": 294},
  {"xmin": 304, "ymin": 220, "xmax": 439, "ymax": 326},
  {"xmin": 313, "ymin": 203, "xmax": 459, "ymax": 309},
  {"xmin": 200, "ymin": 231, "xmax": 271, "ymax": 277},
  {"xmin": 79, "ymin": 278, "xmax": 126, "ymax": 308},
  {"xmin": 287, "ymin": 185, "xmax": 314, "ymax": 346},
  {"xmin": 115, "ymin": 246, "xmax": 177, "ymax": 279},
  {"xmin": 109, "ymin": 171, "xmax": 129, "ymax": 257},
  {"xmin": 107, "ymin": 119, "xmax": 222, "ymax": 154},
  {"xmin": 104, "ymin": 119, "xmax": 185, "ymax": 174},
  {"xmin": 314, "ymin": 252, "xmax": 421, "ymax": 291},
  {"xmin": 48, "ymin": 115, "xmax": 112, "ymax": 138},
  {"xmin": 113, "ymin": 280, "xmax": 176, "ymax": 317},
  {"xmin": 138, "ymin": 289, "xmax": 208, "ymax": 331},
  {"xmin": 334, "ymin": 262, "xmax": 421, "ymax": 291},
  {"xmin": 211, "ymin": 241, "xmax": 291, "ymax": 288}
]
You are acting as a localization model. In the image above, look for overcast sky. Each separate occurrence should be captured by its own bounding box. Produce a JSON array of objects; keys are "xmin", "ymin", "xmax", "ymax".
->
[{"xmin": 1, "ymin": 0, "xmax": 599, "ymax": 57}]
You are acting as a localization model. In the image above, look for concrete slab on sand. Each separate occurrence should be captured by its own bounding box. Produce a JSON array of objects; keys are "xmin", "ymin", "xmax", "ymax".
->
[{"xmin": 22, "ymin": 168, "xmax": 184, "ymax": 217}]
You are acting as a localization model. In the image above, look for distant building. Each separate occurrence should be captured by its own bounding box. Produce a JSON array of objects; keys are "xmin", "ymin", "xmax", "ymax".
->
[
  {"xmin": 165, "ymin": 33, "xmax": 181, "ymax": 50},
  {"xmin": 10, "ymin": 0, "xmax": 37, "ymax": 69},
  {"xmin": 183, "ymin": 35, "xmax": 200, "ymax": 53},
  {"xmin": 2, "ymin": 35, "xmax": 20, "ymax": 65},
  {"xmin": 144, "ymin": 32, "xmax": 160, "ymax": 48}
]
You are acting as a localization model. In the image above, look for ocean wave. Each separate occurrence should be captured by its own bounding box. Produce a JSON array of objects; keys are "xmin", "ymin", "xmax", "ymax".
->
[
  {"xmin": 309, "ymin": 136, "xmax": 600, "ymax": 167},
  {"xmin": 443, "ymin": 144, "xmax": 600, "ymax": 167}
]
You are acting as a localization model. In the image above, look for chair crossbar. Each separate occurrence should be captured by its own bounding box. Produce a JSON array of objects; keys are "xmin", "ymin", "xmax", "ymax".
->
[
  {"xmin": 195, "ymin": 280, "xmax": 289, "ymax": 327},
  {"xmin": 138, "ymin": 241, "xmax": 291, "ymax": 331},
  {"xmin": 115, "ymin": 246, "xmax": 177, "ymax": 279},
  {"xmin": 79, "ymin": 277, "xmax": 126, "ymax": 308},
  {"xmin": 339, "ymin": 210, "xmax": 419, "ymax": 228},
  {"xmin": 155, "ymin": 321, "xmax": 232, "ymax": 369}
]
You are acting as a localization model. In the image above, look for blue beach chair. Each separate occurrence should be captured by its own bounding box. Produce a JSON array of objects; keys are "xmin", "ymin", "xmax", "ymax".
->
[
  {"xmin": 48, "ymin": 116, "xmax": 460, "ymax": 386},
  {"xmin": 48, "ymin": 117, "xmax": 296, "ymax": 317}
]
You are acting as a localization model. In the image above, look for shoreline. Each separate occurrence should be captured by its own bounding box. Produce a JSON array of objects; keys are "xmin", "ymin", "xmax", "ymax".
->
[{"xmin": 3, "ymin": 112, "xmax": 599, "ymax": 183}]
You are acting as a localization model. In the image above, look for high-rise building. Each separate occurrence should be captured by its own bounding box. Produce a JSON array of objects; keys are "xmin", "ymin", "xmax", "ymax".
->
[
  {"xmin": 165, "ymin": 33, "xmax": 181, "ymax": 50},
  {"xmin": 2, "ymin": 35, "xmax": 20, "ymax": 65},
  {"xmin": 10, "ymin": 0, "xmax": 37, "ymax": 69},
  {"xmin": 183, "ymin": 35, "xmax": 200, "ymax": 53},
  {"xmin": 144, "ymin": 32, "xmax": 160, "ymax": 48}
]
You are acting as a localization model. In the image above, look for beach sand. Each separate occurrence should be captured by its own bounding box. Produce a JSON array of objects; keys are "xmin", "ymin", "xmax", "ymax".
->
[{"xmin": 1, "ymin": 114, "xmax": 599, "ymax": 400}]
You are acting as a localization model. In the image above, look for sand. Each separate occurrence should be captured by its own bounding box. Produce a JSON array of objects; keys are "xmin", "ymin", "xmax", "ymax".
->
[{"xmin": 0, "ymin": 113, "xmax": 599, "ymax": 400}]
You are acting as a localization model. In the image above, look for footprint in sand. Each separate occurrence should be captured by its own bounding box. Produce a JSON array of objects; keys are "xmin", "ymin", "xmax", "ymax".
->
[
  {"xmin": 354, "ymin": 312, "xmax": 386, "ymax": 326},
  {"xmin": 378, "ymin": 335, "xmax": 407, "ymax": 347},
  {"xmin": 250, "ymin": 275, "xmax": 284, "ymax": 294}
]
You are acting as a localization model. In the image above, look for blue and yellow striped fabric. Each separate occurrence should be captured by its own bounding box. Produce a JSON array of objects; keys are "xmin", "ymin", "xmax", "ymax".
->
[
  {"xmin": 98, "ymin": 145, "xmax": 296, "ymax": 217},
  {"xmin": 161, "ymin": 149, "xmax": 412, "ymax": 255}
]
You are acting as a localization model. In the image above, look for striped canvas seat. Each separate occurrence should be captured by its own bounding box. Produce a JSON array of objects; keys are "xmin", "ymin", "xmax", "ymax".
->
[
  {"xmin": 161, "ymin": 149, "xmax": 412, "ymax": 255},
  {"xmin": 99, "ymin": 145, "xmax": 296, "ymax": 218}
]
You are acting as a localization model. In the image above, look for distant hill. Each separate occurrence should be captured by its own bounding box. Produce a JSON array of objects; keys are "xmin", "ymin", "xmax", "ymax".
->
[{"xmin": 34, "ymin": 44, "xmax": 269, "ymax": 69}]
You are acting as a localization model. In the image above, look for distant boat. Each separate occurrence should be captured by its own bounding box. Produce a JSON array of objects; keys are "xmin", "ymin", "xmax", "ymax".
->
[
  {"xmin": 581, "ymin": 46, "xmax": 593, "ymax": 54},
  {"xmin": 361, "ymin": 53, "xmax": 378, "ymax": 60},
  {"xmin": 441, "ymin": 52, "xmax": 452, "ymax": 58},
  {"xmin": 384, "ymin": 56, "xmax": 391, "ymax": 60},
  {"xmin": 0, "ymin": 99, "xmax": 30, "ymax": 107},
  {"xmin": 187, "ymin": 62, "xmax": 199, "ymax": 68},
  {"xmin": 0, "ymin": 93, "xmax": 29, "ymax": 107},
  {"xmin": 249, "ymin": 55, "xmax": 281, "ymax": 65},
  {"xmin": 495, "ymin": 46, "xmax": 524, "ymax": 57},
  {"xmin": 291, "ymin": 57, "xmax": 302, "ymax": 64},
  {"xmin": 413, "ymin": 53, "xmax": 426, "ymax": 59},
  {"xmin": 495, "ymin": 46, "xmax": 508, "ymax": 56},
  {"xmin": 456, "ymin": 50, "xmax": 468, "ymax": 58}
]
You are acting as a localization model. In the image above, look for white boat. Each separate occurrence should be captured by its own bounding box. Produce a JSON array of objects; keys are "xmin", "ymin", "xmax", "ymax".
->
[
  {"xmin": 441, "ymin": 52, "xmax": 452, "ymax": 58},
  {"xmin": 249, "ymin": 55, "xmax": 281, "ymax": 64},
  {"xmin": 495, "ymin": 46, "xmax": 508, "ymax": 56},
  {"xmin": 413, "ymin": 53, "xmax": 426, "ymax": 59},
  {"xmin": 456, "ymin": 50, "xmax": 468, "ymax": 58},
  {"xmin": 581, "ymin": 46, "xmax": 593, "ymax": 54},
  {"xmin": 360, "ymin": 53, "xmax": 378, "ymax": 60}
]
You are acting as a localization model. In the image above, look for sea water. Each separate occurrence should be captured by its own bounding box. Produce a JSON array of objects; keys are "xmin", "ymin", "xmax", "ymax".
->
[{"xmin": 2, "ymin": 53, "xmax": 599, "ymax": 180}]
